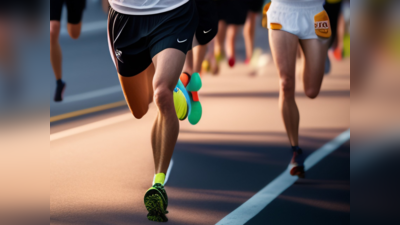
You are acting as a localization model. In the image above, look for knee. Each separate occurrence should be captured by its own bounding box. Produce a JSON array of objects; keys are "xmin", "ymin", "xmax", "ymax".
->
[
  {"xmin": 280, "ymin": 76, "xmax": 295, "ymax": 98},
  {"xmin": 68, "ymin": 30, "xmax": 80, "ymax": 40},
  {"xmin": 50, "ymin": 23, "xmax": 60, "ymax": 44},
  {"xmin": 67, "ymin": 24, "xmax": 81, "ymax": 40},
  {"xmin": 153, "ymin": 86, "xmax": 174, "ymax": 114},
  {"xmin": 305, "ymin": 88, "xmax": 320, "ymax": 99},
  {"xmin": 127, "ymin": 99, "xmax": 149, "ymax": 119},
  {"xmin": 131, "ymin": 107, "xmax": 147, "ymax": 119}
]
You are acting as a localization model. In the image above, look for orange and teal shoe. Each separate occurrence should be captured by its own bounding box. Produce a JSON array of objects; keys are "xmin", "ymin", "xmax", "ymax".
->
[
  {"xmin": 144, "ymin": 183, "xmax": 169, "ymax": 222},
  {"xmin": 177, "ymin": 72, "xmax": 203, "ymax": 125}
]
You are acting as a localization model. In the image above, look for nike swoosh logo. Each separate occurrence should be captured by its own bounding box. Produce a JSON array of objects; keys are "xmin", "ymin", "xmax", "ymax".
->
[
  {"xmin": 177, "ymin": 39, "xmax": 187, "ymax": 43},
  {"xmin": 203, "ymin": 29, "xmax": 212, "ymax": 34}
]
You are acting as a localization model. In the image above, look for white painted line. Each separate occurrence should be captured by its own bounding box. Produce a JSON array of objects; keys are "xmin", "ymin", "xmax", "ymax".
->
[
  {"xmin": 62, "ymin": 85, "xmax": 122, "ymax": 103},
  {"xmin": 50, "ymin": 113, "xmax": 132, "ymax": 141},
  {"xmin": 61, "ymin": 20, "xmax": 107, "ymax": 36},
  {"xmin": 164, "ymin": 159, "xmax": 174, "ymax": 186},
  {"xmin": 216, "ymin": 129, "xmax": 350, "ymax": 225}
]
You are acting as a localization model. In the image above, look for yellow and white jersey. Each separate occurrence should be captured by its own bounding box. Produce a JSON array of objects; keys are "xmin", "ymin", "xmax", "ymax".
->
[
  {"xmin": 266, "ymin": 0, "xmax": 331, "ymax": 39},
  {"xmin": 109, "ymin": 0, "xmax": 189, "ymax": 15}
]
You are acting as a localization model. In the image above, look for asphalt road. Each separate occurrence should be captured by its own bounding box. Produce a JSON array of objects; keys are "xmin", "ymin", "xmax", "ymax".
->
[{"xmin": 50, "ymin": 1, "xmax": 350, "ymax": 225}]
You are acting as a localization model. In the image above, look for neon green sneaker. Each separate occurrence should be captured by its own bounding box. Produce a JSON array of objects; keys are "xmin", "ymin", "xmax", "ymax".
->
[
  {"xmin": 144, "ymin": 183, "xmax": 169, "ymax": 222},
  {"xmin": 173, "ymin": 87, "xmax": 188, "ymax": 120}
]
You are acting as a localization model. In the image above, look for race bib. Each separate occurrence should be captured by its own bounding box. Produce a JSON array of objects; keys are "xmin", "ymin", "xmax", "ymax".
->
[{"xmin": 314, "ymin": 10, "xmax": 332, "ymax": 38}]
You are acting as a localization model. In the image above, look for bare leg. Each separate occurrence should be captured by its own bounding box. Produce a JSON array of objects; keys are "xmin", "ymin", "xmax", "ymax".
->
[
  {"xmin": 244, "ymin": 11, "xmax": 257, "ymax": 61},
  {"xmin": 299, "ymin": 38, "xmax": 329, "ymax": 99},
  {"xmin": 183, "ymin": 49, "xmax": 194, "ymax": 74},
  {"xmin": 50, "ymin": 21, "xmax": 62, "ymax": 80},
  {"xmin": 214, "ymin": 20, "xmax": 227, "ymax": 57},
  {"xmin": 193, "ymin": 44, "xmax": 208, "ymax": 73},
  {"xmin": 118, "ymin": 63, "xmax": 155, "ymax": 119},
  {"xmin": 226, "ymin": 24, "xmax": 239, "ymax": 61},
  {"xmin": 67, "ymin": 22, "xmax": 82, "ymax": 40},
  {"xmin": 151, "ymin": 48, "xmax": 186, "ymax": 174},
  {"xmin": 269, "ymin": 30, "xmax": 300, "ymax": 146}
]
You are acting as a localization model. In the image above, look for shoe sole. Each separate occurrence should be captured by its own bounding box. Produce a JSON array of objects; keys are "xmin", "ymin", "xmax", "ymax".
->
[
  {"xmin": 54, "ymin": 83, "xmax": 66, "ymax": 102},
  {"xmin": 180, "ymin": 73, "xmax": 202, "ymax": 125},
  {"xmin": 145, "ymin": 193, "xmax": 168, "ymax": 222},
  {"xmin": 290, "ymin": 166, "xmax": 305, "ymax": 178}
]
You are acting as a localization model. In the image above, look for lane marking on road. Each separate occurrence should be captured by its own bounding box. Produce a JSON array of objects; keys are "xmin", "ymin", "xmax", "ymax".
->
[
  {"xmin": 164, "ymin": 159, "xmax": 174, "ymax": 186},
  {"xmin": 61, "ymin": 20, "xmax": 108, "ymax": 36},
  {"xmin": 50, "ymin": 100, "xmax": 127, "ymax": 123},
  {"xmin": 62, "ymin": 85, "xmax": 122, "ymax": 103},
  {"xmin": 50, "ymin": 113, "xmax": 132, "ymax": 141},
  {"xmin": 216, "ymin": 129, "xmax": 350, "ymax": 225}
]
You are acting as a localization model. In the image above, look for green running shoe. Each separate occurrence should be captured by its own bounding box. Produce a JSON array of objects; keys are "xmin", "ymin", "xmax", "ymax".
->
[
  {"xmin": 144, "ymin": 183, "xmax": 169, "ymax": 222},
  {"xmin": 178, "ymin": 72, "xmax": 203, "ymax": 125}
]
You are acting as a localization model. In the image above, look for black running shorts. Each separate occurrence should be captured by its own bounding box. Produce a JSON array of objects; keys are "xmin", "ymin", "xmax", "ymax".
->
[
  {"xmin": 194, "ymin": 0, "xmax": 218, "ymax": 45},
  {"xmin": 50, "ymin": 0, "xmax": 86, "ymax": 24},
  {"xmin": 217, "ymin": 0, "xmax": 248, "ymax": 25},
  {"xmin": 108, "ymin": 1, "xmax": 198, "ymax": 77},
  {"xmin": 247, "ymin": 0, "xmax": 264, "ymax": 13}
]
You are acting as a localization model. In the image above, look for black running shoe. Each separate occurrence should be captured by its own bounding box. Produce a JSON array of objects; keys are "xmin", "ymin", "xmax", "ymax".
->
[{"xmin": 54, "ymin": 81, "xmax": 66, "ymax": 102}]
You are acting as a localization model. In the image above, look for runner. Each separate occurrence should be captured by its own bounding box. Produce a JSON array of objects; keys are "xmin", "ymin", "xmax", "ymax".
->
[
  {"xmin": 50, "ymin": 0, "xmax": 86, "ymax": 102},
  {"xmin": 243, "ymin": 0, "xmax": 264, "ymax": 65},
  {"xmin": 107, "ymin": 0, "xmax": 198, "ymax": 222},
  {"xmin": 265, "ymin": 0, "xmax": 332, "ymax": 178}
]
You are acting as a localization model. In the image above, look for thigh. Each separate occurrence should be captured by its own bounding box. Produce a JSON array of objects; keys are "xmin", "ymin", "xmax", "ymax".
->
[
  {"xmin": 152, "ymin": 49, "xmax": 186, "ymax": 91},
  {"xmin": 119, "ymin": 64, "xmax": 155, "ymax": 118},
  {"xmin": 269, "ymin": 30, "xmax": 299, "ymax": 80},
  {"xmin": 299, "ymin": 38, "xmax": 329, "ymax": 92},
  {"xmin": 65, "ymin": 0, "xmax": 86, "ymax": 24},
  {"xmin": 50, "ymin": 0, "xmax": 64, "ymax": 22}
]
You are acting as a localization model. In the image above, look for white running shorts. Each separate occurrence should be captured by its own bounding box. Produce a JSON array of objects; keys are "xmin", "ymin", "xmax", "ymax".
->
[{"xmin": 265, "ymin": 1, "xmax": 332, "ymax": 40}]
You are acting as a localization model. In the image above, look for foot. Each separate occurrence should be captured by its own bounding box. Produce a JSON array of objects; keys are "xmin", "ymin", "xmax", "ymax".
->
[
  {"xmin": 144, "ymin": 183, "xmax": 169, "ymax": 222},
  {"xmin": 228, "ymin": 57, "xmax": 235, "ymax": 68},
  {"xmin": 177, "ymin": 72, "xmax": 202, "ymax": 125},
  {"xmin": 54, "ymin": 80, "xmax": 66, "ymax": 102},
  {"xmin": 333, "ymin": 47, "xmax": 343, "ymax": 61},
  {"xmin": 289, "ymin": 148, "xmax": 305, "ymax": 178},
  {"xmin": 173, "ymin": 87, "xmax": 188, "ymax": 120}
]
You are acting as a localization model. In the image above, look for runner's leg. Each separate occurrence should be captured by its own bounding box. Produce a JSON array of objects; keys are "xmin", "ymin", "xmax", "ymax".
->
[
  {"xmin": 67, "ymin": 22, "xmax": 82, "ymax": 39},
  {"xmin": 244, "ymin": 11, "xmax": 257, "ymax": 61},
  {"xmin": 226, "ymin": 24, "xmax": 239, "ymax": 64},
  {"xmin": 118, "ymin": 64, "xmax": 155, "ymax": 119},
  {"xmin": 183, "ymin": 49, "xmax": 194, "ymax": 74},
  {"xmin": 50, "ymin": 21, "xmax": 62, "ymax": 81},
  {"xmin": 151, "ymin": 48, "xmax": 186, "ymax": 174},
  {"xmin": 214, "ymin": 20, "xmax": 227, "ymax": 57},
  {"xmin": 269, "ymin": 30, "xmax": 300, "ymax": 146},
  {"xmin": 193, "ymin": 44, "xmax": 208, "ymax": 73},
  {"xmin": 299, "ymin": 38, "xmax": 329, "ymax": 98}
]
